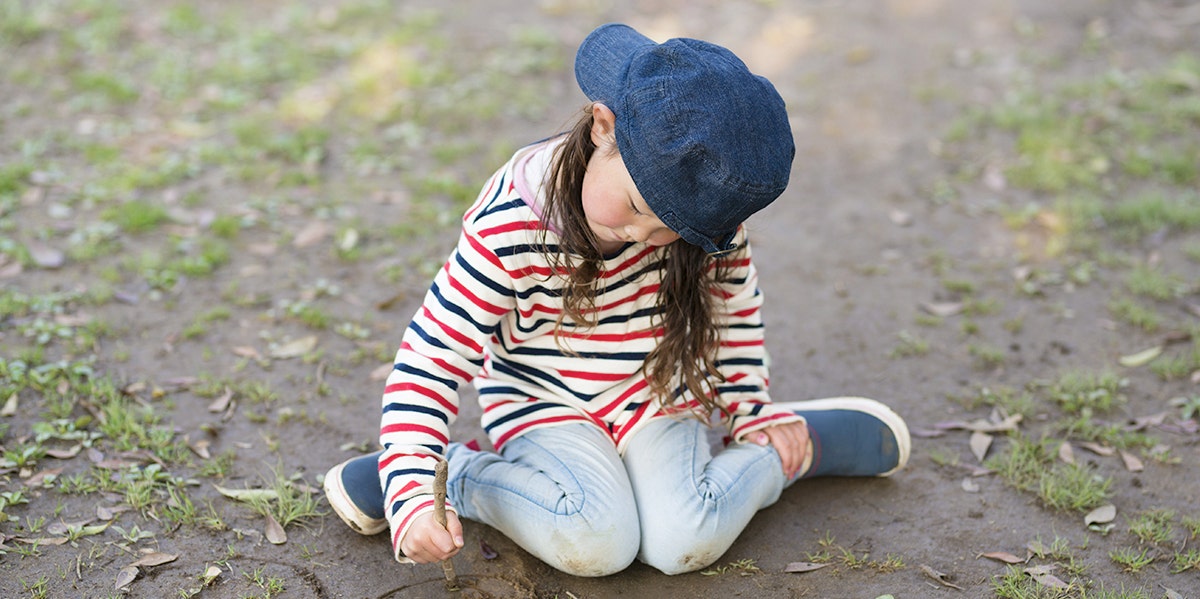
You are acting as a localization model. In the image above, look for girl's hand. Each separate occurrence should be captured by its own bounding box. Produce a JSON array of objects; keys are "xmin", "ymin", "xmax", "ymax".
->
[
  {"xmin": 399, "ymin": 511, "xmax": 464, "ymax": 563},
  {"xmin": 753, "ymin": 421, "xmax": 811, "ymax": 479}
]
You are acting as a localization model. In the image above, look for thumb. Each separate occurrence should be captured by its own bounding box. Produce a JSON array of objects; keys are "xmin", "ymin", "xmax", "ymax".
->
[{"xmin": 446, "ymin": 512, "xmax": 465, "ymax": 547}]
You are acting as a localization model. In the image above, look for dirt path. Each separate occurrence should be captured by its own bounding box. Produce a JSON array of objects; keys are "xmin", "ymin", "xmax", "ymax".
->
[{"xmin": 2, "ymin": 1, "xmax": 1198, "ymax": 598}]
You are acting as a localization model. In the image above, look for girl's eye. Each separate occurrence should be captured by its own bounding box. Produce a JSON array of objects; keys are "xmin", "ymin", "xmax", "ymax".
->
[{"xmin": 628, "ymin": 200, "xmax": 642, "ymax": 215}]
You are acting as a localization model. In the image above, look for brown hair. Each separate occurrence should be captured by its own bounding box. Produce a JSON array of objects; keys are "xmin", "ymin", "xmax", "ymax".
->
[{"xmin": 538, "ymin": 106, "xmax": 732, "ymax": 419}]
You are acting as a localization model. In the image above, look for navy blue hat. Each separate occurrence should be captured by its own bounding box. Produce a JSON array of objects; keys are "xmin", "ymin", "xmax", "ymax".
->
[{"xmin": 574, "ymin": 23, "xmax": 795, "ymax": 254}]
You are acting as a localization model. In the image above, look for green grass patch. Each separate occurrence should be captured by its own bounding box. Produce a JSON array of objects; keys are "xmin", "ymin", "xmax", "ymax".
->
[
  {"xmin": 1126, "ymin": 265, "xmax": 1191, "ymax": 300},
  {"xmin": 102, "ymin": 200, "xmax": 169, "ymax": 233},
  {"xmin": 986, "ymin": 435, "xmax": 1111, "ymax": 513},
  {"xmin": 1048, "ymin": 370, "xmax": 1126, "ymax": 415},
  {"xmin": 1107, "ymin": 297, "xmax": 1161, "ymax": 332}
]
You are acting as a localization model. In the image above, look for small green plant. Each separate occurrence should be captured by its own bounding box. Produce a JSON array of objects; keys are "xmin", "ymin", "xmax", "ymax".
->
[
  {"xmin": 701, "ymin": 558, "xmax": 761, "ymax": 576},
  {"xmin": 245, "ymin": 468, "xmax": 325, "ymax": 529},
  {"xmin": 1173, "ymin": 548, "xmax": 1200, "ymax": 573},
  {"xmin": 1049, "ymin": 370, "xmax": 1126, "ymax": 414},
  {"xmin": 1107, "ymin": 297, "xmax": 1162, "ymax": 332},
  {"xmin": 889, "ymin": 330, "xmax": 930, "ymax": 358},
  {"xmin": 968, "ymin": 343, "xmax": 1006, "ymax": 370},
  {"xmin": 1128, "ymin": 508, "xmax": 1174, "ymax": 545},
  {"xmin": 1126, "ymin": 265, "xmax": 1189, "ymax": 300},
  {"xmin": 1109, "ymin": 546, "xmax": 1154, "ymax": 573},
  {"xmin": 101, "ymin": 200, "xmax": 168, "ymax": 234}
]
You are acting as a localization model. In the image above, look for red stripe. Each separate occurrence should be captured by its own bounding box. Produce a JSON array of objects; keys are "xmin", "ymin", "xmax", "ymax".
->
[
  {"xmin": 730, "ymin": 307, "xmax": 757, "ymax": 318},
  {"xmin": 465, "ymin": 233, "xmax": 506, "ymax": 272},
  {"xmin": 720, "ymin": 339, "xmax": 763, "ymax": 348},
  {"xmin": 593, "ymin": 379, "xmax": 647, "ymax": 419},
  {"xmin": 422, "ymin": 306, "xmax": 484, "ymax": 354},
  {"xmin": 384, "ymin": 380, "xmax": 457, "ymax": 414},
  {"xmin": 445, "ymin": 269, "xmax": 509, "ymax": 316},
  {"xmin": 478, "ymin": 220, "xmax": 542, "ymax": 237},
  {"xmin": 554, "ymin": 368, "xmax": 631, "ymax": 382},
  {"xmin": 394, "ymin": 498, "xmax": 437, "ymax": 548},
  {"xmin": 378, "ymin": 452, "xmax": 435, "ymax": 471},
  {"xmin": 555, "ymin": 328, "xmax": 663, "ymax": 342},
  {"xmin": 380, "ymin": 423, "xmax": 448, "ymax": 445}
]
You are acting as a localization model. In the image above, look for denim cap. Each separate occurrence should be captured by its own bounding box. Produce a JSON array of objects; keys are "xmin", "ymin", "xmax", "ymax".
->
[{"xmin": 575, "ymin": 23, "xmax": 795, "ymax": 253}]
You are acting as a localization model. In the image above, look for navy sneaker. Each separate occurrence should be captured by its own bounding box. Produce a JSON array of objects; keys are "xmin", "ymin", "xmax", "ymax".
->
[
  {"xmin": 776, "ymin": 397, "xmax": 910, "ymax": 478},
  {"xmin": 323, "ymin": 450, "xmax": 387, "ymax": 535}
]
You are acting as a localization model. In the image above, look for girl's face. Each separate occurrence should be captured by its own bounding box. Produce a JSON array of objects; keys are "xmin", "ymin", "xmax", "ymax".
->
[{"xmin": 581, "ymin": 105, "xmax": 681, "ymax": 253}]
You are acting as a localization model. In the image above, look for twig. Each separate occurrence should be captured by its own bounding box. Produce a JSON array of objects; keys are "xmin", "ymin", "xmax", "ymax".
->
[{"xmin": 433, "ymin": 460, "xmax": 459, "ymax": 592}]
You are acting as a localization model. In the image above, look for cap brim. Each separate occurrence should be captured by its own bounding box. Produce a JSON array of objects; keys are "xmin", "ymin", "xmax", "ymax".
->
[{"xmin": 574, "ymin": 23, "xmax": 657, "ymax": 103}]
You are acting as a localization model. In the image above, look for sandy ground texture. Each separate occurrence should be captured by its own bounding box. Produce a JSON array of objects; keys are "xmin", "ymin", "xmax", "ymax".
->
[{"xmin": 1, "ymin": 0, "xmax": 1199, "ymax": 598}]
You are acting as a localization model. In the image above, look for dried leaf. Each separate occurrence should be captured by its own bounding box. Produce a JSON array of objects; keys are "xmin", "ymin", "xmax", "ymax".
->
[
  {"xmin": 920, "ymin": 301, "xmax": 963, "ymax": 317},
  {"xmin": 1, "ymin": 393, "xmax": 17, "ymax": 417},
  {"xmin": 785, "ymin": 561, "xmax": 832, "ymax": 573},
  {"xmin": 46, "ymin": 444, "xmax": 82, "ymax": 459},
  {"xmin": 1058, "ymin": 442, "xmax": 1075, "ymax": 465},
  {"xmin": 129, "ymin": 552, "xmax": 178, "ymax": 568},
  {"xmin": 1118, "ymin": 345, "xmax": 1163, "ymax": 368},
  {"xmin": 1078, "ymin": 442, "xmax": 1115, "ymax": 456},
  {"xmin": 213, "ymin": 484, "xmax": 278, "ymax": 503},
  {"xmin": 1163, "ymin": 587, "xmax": 1184, "ymax": 599},
  {"xmin": 1085, "ymin": 504, "xmax": 1116, "ymax": 525},
  {"xmin": 14, "ymin": 536, "xmax": 69, "ymax": 545},
  {"xmin": 910, "ymin": 428, "xmax": 946, "ymax": 438},
  {"xmin": 919, "ymin": 564, "xmax": 964, "ymax": 590},
  {"xmin": 188, "ymin": 438, "xmax": 212, "ymax": 460},
  {"xmin": 981, "ymin": 551, "xmax": 1024, "ymax": 564},
  {"xmin": 202, "ymin": 565, "xmax": 222, "ymax": 585},
  {"xmin": 1119, "ymin": 450, "xmax": 1144, "ymax": 472},
  {"xmin": 24, "ymin": 467, "xmax": 63, "ymax": 486},
  {"xmin": 269, "ymin": 336, "xmax": 318, "ymax": 359},
  {"xmin": 293, "ymin": 221, "xmax": 331, "ymax": 248},
  {"xmin": 264, "ymin": 513, "xmax": 287, "ymax": 544},
  {"xmin": 961, "ymin": 477, "xmax": 980, "ymax": 493},
  {"xmin": 889, "ymin": 209, "xmax": 913, "ymax": 226},
  {"xmin": 1126, "ymin": 411, "xmax": 1168, "ymax": 431},
  {"xmin": 1024, "ymin": 565, "xmax": 1069, "ymax": 589},
  {"xmin": 231, "ymin": 346, "xmax": 262, "ymax": 360},
  {"xmin": 969, "ymin": 431, "xmax": 993, "ymax": 462},
  {"xmin": 97, "ymin": 505, "xmax": 131, "ymax": 521},
  {"xmin": 480, "ymin": 539, "xmax": 499, "ymax": 560},
  {"xmin": 207, "ymin": 386, "xmax": 232, "ymax": 415},
  {"xmin": 114, "ymin": 565, "xmax": 139, "ymax": 589}
]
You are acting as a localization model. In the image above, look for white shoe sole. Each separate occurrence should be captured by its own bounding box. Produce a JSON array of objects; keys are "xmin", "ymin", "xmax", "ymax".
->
[
  {"xmin": 323, "ymin": 460, "xmax": 388, "ymax": 535},
  {"xmin": 774, "ymin": 397, "xmax": 911, "ymax": 477}
]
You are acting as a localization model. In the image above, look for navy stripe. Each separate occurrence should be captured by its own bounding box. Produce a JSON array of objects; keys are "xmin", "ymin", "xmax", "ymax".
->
[
  {"xmin": 393, "ymin": 362, "xmax": 460, "ymax": 391},
  {"xmin": 483, "ymin": 401, "xmax": 563, "ymax": 429},
  {"xmin": 382, "ymin": 403, "xmax": 451, "ymax": 424}
]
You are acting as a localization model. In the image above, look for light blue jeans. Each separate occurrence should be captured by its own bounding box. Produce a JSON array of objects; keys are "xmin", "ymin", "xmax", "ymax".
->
[{"xmin": 445, "ymin": 419, "xmax": 790, "ymax": 576}]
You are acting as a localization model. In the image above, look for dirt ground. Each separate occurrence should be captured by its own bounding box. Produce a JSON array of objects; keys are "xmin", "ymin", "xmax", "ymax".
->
[{"xmin": 2, "ymin": 0, "xmax": 1199, "ymax": 597}]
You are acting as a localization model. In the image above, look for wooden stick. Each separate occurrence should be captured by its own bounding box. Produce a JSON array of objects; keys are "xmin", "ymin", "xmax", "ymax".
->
[{"xmin": 433, "ymin": 460, "xmax": 460, "ymax": 591}]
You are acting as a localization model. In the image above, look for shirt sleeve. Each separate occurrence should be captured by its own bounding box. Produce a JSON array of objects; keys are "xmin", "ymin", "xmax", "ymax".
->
[
  {"xmin": 710, "ymin": 230, "xmax": 805, "ymax": 442},
  {"xmin": 379, "ymin": 222, "xmax": 518, "ymax": 563}
]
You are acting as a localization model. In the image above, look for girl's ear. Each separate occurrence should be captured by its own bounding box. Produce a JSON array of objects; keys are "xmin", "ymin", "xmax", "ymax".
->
[{"xmin": 590, "ymin": 103, "xmax": 617, "ymax": 147}]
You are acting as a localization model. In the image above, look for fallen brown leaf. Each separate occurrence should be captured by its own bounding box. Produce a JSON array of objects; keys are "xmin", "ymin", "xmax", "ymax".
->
[
  {"xmin": 1078, "ymin": 442, "xmax": 1115, "ymax": 457},
  {"xmin": 980, "ymin": 551, "xmax": 1024, "ymax": 564},
  {"xmin": 1085, "ymin": 504, "xmax": 1116, "ymax": 525},
  {"xmin": 969, "ymin": 431, "xmax": 993, "ymax": 462},
  {"xmin": 1058, "ymin": 442, "xmax": 1075, "ymax": 465},
  {"xmin": 2, "ymin": 392, "xmax": 18, "ymax": 416},
  {"xmin": 269, "ymin": 335, "xmax": 318, "ymax": 359},
  {"xmin": 1119, "ymin": 450, "xmax": 1144, "ymax": 472},
  {"xmin": 920, "ymin": 301, "xmax": 963, "ymax": 317},
  {"xmin": 1024, "ymin": 564, "xmax": 1069, "ymax": 589},
  {"xmin": 785, "ymin": 561, "xmax": 832, "ymax": 573},
  {"xmin": 293, "ymin": 221, "xmax": 331, "ymax": 248},
  {"xmin": 919, "ymin": 564, "xmax": 964, "ymax": 590},
  {"xmin": 114, "ymin": 566, "xmax": 139, "ymax": 589},
  {"xmin": 207, "ymin": 388, "xmax": 234, "ymax": 413},
  {"xmin": 264, "ymin": 513, "xmax": 287, "ymax": 544},
  {"xmin": 45, "ymin": 445, "xmax": 83, "ymax": 459},
  {"xmin": 128, "ymin": 552, "xmax": 178, "ymax": 568}
]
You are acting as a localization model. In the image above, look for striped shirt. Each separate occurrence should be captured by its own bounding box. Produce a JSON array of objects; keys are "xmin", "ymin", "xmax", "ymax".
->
[{"xmin": 380, "ymin": 142, "xmax": 802, "ymax": 560}]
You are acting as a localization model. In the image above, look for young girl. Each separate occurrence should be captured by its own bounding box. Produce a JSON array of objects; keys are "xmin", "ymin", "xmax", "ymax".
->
[{"xmin": 323, "ymin": 23, "xmax": 910, "ymax": 577}]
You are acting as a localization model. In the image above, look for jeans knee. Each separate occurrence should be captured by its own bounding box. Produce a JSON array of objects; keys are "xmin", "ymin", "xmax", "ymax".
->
[
  {"xmin": 640, "ymin": 530, "xmax": 730, "ymax": 575},
  {"xmin": 540, "ymin": 517, "xmax": 639, "ymax": 576}
]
